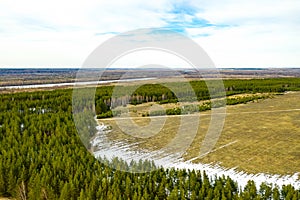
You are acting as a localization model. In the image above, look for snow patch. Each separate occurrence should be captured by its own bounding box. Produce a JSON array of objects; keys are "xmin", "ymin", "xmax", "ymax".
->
[{"xmin": 91, "ymin": 123, "xmax": 300, "ymax": 189}]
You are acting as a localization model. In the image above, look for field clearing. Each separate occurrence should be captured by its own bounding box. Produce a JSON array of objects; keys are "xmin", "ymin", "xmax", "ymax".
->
[
  {"xmin": 115, "ymin": 93, "xmax": 271, "ymax": 118},
  {"xmin": 98, "ymin": 92, "xmax": 300, "ymax": 176}
]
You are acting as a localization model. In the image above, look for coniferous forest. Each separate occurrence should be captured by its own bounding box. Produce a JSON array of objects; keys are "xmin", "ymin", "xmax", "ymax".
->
[{"xmin": 0, "ymin": 78, "xmax": 300, "ymax": 199}]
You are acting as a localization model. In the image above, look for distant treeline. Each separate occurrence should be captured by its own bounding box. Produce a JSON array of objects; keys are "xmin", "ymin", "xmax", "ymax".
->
[
  {"xmin": 145, "ymin": 94, "xmax": 270, "ymax": 117},
  {"xmin": 0, "ymin": 79, "xmax": 299, "ymax": 199},
  {"xmin": 95, "ymin": 78, "xmax": 300, "ymax": 118}
]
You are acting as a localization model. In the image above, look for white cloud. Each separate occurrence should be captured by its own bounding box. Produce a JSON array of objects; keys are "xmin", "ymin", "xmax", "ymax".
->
[
  {"xmin": 0, "ymin": 0, "xmax": 299, "ymax": 67},
  {"xmin": 196, "ymin": 0, "xmax": 300, "ymax": 25},
  {"xmin": 109, "ymin": 49, "xmax": 190, "ymax": 68},
  {"xmin": 188, "ymin": 0, "xmax": 300, "ymax": 67},
  {"xmin": 0, "ymin": 0, "xmax": 173, "ymax": 67},
  {"xmin": 195, "ymin": 23, "xmax": 300, "ymax": 67}
]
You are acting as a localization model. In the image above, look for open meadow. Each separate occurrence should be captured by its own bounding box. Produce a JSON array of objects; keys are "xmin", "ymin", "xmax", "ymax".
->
[{"xmin": 99, "ymin": 91, "xmax": 300, "ymax": 176}]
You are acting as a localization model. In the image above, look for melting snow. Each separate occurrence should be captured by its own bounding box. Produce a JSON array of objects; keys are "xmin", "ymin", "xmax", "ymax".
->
[{"xmin": 92, "ymin": 123, "xmax": 300, "ymax": 189}]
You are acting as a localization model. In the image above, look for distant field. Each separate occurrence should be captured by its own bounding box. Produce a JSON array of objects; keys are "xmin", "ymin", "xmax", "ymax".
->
[{"xmin": 99, "ymin": 92, "xmax": 300, "ymax": 176}]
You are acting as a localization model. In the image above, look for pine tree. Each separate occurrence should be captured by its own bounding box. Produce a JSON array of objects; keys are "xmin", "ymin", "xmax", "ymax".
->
[
  {"xmin": 272, "ymin": 187, "xmax": 280, "ymax": 200},
  {"xmin": 59, "ymin": 183, "xmax": 71, "ymax": 200}
]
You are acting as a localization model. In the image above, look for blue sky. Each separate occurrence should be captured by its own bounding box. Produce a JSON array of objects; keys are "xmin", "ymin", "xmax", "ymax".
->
[{"xmin": 0, "ymin": 0, "xmax": 299, "ymax": 68}]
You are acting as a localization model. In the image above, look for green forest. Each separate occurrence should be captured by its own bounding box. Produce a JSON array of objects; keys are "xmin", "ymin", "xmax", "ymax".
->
[
  {"xmin": 0, "ymin": 78, "xmax": 300, "ymax": 199},
  {"xmin": 95, "ymin": 78, "xmax": 300, "ymax": 118}
]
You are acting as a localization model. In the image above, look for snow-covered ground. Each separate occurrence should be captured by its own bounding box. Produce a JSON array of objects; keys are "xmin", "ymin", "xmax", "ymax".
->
[{"xmin": 92, "ymin": 123, "xmax": 300, "ymax": 189}]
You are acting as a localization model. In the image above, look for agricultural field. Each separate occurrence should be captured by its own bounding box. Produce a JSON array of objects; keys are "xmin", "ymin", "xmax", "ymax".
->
[{"xmin": 98, "ymin": 91, "xmax": 300, "ymax": 176}]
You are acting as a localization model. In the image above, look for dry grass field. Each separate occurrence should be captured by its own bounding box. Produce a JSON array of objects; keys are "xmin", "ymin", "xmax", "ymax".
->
[{"xmin": 99, "ymin": 92, "xmax": 300, "ymax": 176}]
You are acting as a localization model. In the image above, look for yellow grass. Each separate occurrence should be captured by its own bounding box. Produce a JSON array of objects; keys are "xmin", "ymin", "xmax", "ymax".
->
[{"xmin": 99, "ymin": 92, "xmax": 300, "ymax": 176}]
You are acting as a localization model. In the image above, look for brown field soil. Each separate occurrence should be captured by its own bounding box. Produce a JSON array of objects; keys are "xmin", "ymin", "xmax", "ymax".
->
[{"xmin": 99, "ymin": 92, "xmax": 300, "ymax": 176}]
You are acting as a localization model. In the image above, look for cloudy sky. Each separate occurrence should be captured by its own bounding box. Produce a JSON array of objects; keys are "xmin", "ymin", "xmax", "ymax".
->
[{"xmin": 0, "ymin": 0, "xmax": 299, "ymax": 68}]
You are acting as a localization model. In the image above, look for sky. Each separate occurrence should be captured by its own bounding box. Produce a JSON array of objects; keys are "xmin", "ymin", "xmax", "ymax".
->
[{"xmin": 0, "ymin": 0, "xmax": 300, "ymax": 68}]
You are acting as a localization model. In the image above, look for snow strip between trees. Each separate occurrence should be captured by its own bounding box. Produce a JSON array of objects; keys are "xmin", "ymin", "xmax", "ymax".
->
[{"xmin": 92, "ymin": 124, "xmax": 300, "ymax": 189}]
